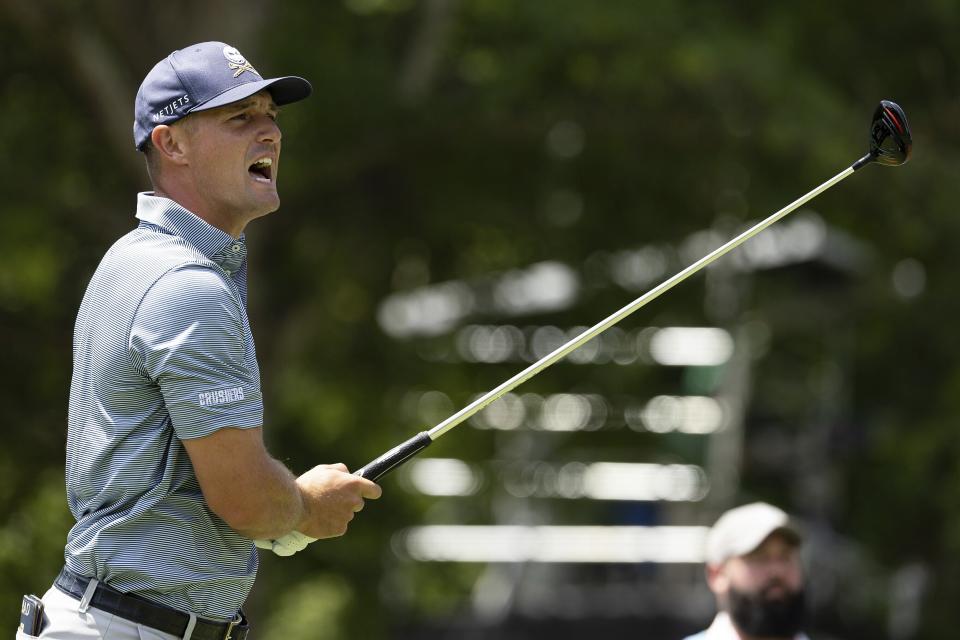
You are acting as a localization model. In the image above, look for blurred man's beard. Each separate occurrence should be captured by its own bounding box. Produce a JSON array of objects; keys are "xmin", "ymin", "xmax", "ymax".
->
[{"xmin": 726, "ymin": 584, "xmax": 806, "ymax": 638}]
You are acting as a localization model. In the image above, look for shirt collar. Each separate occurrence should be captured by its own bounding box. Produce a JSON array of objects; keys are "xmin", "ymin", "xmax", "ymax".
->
[{"xmin": 135, "ymin": 192, "xmax": 247, "ymax": 272}]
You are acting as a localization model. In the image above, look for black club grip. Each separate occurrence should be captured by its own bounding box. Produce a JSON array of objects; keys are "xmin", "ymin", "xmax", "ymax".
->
[{"xmin": 354, "ymin": 431, "xmax": 433, "ymax": 481}]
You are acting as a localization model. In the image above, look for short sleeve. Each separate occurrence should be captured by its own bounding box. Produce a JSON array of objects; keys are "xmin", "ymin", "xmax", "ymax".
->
[{"xmin": 130, "ymin": 264, "xmax": 264, "ymax": 439}]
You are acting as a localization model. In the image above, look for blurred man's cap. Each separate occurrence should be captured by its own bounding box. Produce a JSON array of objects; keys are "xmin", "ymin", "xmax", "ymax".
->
[
  {"xmin": 134, "ymin": 41, "xmax": 312, "ymax": 149},
  {"xmin": 706, "ymin": 502, "xmax": 801, "ymax": 566}
]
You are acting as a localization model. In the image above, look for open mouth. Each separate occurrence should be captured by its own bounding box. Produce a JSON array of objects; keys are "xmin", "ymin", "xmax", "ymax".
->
[{"xmin": 248, "ymin": 157, "xmax": 273, "ymax": 183}]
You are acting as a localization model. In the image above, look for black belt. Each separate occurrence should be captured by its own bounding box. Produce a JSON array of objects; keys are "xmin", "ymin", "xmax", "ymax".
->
[{"xmin": 55, "ymin": 567, "xmax": 249, "ymax": 640}]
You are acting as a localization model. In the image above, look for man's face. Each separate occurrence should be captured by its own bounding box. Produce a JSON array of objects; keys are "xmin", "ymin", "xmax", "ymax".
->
[
  {"xmin": 177, "ymin": 90, "xmax": 283, "ymax": 228},
  {"xmin": 708, "ymin": 532, "xmax": 806, "ymax": 637}
]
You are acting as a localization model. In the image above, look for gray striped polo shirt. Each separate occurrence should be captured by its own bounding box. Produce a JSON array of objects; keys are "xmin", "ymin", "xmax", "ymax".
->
[{"xmin": 65, "ymin": 193, "xmax": 264, "ymax": 620}]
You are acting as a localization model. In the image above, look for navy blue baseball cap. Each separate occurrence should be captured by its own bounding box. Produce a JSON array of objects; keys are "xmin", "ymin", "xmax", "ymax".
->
[{"xmin": 134, "ymin": 41, "xmax": 312, "ymax": 150}]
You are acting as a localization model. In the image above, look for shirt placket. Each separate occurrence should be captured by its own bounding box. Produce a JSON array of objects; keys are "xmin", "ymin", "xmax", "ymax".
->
[{"xmin": 213, "ymin": 240, "xmax": 249, "ymax": 308}]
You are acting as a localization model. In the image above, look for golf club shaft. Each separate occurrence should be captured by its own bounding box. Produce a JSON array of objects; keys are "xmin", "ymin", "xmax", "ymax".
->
[{"xmin": 356, "ymin": 163, "xmax": 858, "ymax": 481}]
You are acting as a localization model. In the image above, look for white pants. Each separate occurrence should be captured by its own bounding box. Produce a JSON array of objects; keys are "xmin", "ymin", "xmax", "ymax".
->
[{"xmin": 16, "ymin": 587, "xmax": 183, "ymax": 640}]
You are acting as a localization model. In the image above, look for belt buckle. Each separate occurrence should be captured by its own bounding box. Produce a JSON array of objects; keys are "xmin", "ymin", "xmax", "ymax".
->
[{"xmin": 223, "ymin": 613, "xmax": 242, "ymax": 640}]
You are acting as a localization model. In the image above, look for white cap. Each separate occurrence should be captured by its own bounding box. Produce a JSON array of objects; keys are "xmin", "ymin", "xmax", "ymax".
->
[{"xmin": 705, "ymin": 502, "xmax": 801, "ymax": 566}]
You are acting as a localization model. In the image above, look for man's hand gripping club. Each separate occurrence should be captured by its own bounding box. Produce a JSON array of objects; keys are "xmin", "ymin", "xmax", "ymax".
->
[{"xmin": 255, "ymin": 463, "xmax": 382, "ymax": 556}]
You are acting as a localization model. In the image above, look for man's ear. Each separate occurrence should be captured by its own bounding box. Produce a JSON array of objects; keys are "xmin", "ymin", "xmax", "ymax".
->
[
  {"xmin": 150, "ymin": 123, "xmax": 190, "ymax": 166},
  {"xmin": 706, "ymin": 562, "xmax": 729, "ymax": 595}
]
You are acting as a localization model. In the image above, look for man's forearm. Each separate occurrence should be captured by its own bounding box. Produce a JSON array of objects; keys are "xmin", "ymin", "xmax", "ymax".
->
[
  {"xmin": 222, "ymin": 456, "xmax": 306, "ymax": 540},
  {"xmin": 184, "ymin": 427, "xmax": 310, "ymax": 540},
  {"xmin": 185, "ymin": 428, "xmax": 380, "ymax": 543}
]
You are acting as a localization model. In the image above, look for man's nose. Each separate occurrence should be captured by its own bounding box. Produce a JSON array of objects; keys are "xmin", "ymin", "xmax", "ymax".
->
[{"xmin": 257, "ymin": 116, "xmax": 282, "ymax": 143}]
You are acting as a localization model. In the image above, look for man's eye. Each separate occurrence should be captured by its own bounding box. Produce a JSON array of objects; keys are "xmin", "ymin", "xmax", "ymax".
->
[{"xmin": 232, "ymin": 113, "xmax": 249, "ymax": 121}]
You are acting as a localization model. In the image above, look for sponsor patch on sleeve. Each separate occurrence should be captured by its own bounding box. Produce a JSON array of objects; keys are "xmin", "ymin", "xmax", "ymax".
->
[{"xmin": 198, "ymin": 387, "xmax": 246, "ymax": 407}]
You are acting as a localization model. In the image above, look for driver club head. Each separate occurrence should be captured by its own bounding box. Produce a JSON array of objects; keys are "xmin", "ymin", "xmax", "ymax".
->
[{"xmin": 869, "ymin": 100, "xmax": 912, "ymax": 166}]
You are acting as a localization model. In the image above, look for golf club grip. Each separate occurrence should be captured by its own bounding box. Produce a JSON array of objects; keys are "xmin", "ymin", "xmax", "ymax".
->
[{"xmin": 355, "ymin": 431, "xmax": 433, "ymax": 481}]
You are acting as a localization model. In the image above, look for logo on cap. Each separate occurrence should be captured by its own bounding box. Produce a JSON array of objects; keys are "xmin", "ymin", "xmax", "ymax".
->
[{"xmin": 222, "ymin": 46, "xmax": 259, "ymax": 78}]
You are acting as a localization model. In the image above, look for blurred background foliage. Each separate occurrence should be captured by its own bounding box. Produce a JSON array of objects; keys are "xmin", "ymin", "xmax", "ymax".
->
[{"xmin": 2, "ymin": 0, "xmax": 958, "ymax": 638}]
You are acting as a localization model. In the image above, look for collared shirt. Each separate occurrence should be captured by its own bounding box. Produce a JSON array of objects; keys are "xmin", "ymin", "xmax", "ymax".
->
[
  {"xmin": 65, "ymin": 193, "xmax": 264, "ymax": 620},
  {"xmin": 683, "ymin": 612, "xmax": 811, "ymax": 640}
]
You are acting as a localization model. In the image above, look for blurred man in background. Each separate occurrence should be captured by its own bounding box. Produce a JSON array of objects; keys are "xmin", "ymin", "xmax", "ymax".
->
[
  {"xmin": 18, "ymin": 42, "xmax": 381, "ymax": 640},
  {"xmin": 684, "ymin": 502, "xmax": 810, "ymax": 640}
]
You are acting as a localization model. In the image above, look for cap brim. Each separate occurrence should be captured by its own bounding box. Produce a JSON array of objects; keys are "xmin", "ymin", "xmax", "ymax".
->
[{"xmin": 191, "ymin": 75, "xmax": 313, "ymax": 112}]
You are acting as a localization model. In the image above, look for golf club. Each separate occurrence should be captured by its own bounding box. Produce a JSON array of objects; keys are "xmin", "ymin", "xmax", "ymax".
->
[{"xmin": 355, "ymin": 99, "xmax": 912, "ymax": 482}]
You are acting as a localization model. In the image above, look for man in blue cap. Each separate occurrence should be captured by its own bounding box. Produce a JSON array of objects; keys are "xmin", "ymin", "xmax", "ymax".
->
[{"xmin": 18, "ymin": 42, "xmax": 381, "ymax": 640}]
